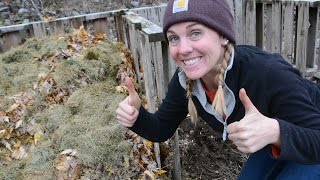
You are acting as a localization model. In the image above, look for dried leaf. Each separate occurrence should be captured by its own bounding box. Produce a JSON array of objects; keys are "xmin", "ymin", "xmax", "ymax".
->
[
  {"xmin": 15, "ymin": 120, "xmax": 23, "ymax": 129},
  {"xmin": 146, "ymin": 141, "xmax": 153, "ymax": 148},
  {"xmin": 0, "ymin": 115, "xmax": 10, "ymax": 123},
  {"xmin": 4, "ymin": 127, "xmax": 14, "ymax": 139},
  {"xmin": 43, "ymin": 15, "xmax": 55, "ymax": 22},
  {"xmin": 34, "ymin": 131, "xmax": 42, "ymax": 145},
  {"xmin": 12, "ymin": 140, "xmax": 21, "ymax": 148},
  {"xmin": 115, "ymin": 85, "xmax": 127, "ymax": 94},
  {"xmin": 59, "ymin": 149, "xmax": 78, "ymax": 158},
  {"xmin": 6, "ymin": 103, "xmax": 20, "ymax": 113},
  {"xmin": 0, "ymin": 129, "xmax": 6, "ymax": 138},
  {"xmin": 11, "ymin": 146, "xmax": 27, "ymax": 160},
  {"xmin": 142, "ymin": 170, "xmax": 156, "ymax": 180},
  {"xmin": 55, "ymin": 157, "xmax": 70, "ymax": 172},
  {"xmin": 1, "ymin": 139, "xmax": 12, "ymax": 151},
  {"xmin": 0, "ymin": 111, "xmax": 6, "ymax": 117},
  {"xmin": 155, "ymin": 169, "xmax": 167, "ymax": 176}
]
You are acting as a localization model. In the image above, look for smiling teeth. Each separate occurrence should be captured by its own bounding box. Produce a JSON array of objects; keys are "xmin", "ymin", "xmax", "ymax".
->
[{"xmin": 184, "ymin": 57, "xmax": 200, "ymax": 65}]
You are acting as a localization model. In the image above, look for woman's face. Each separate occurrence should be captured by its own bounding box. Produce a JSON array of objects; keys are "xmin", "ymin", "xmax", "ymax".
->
[{"xmin": 167, "ymin": 22, "xmax": 226, "ymax": 80}]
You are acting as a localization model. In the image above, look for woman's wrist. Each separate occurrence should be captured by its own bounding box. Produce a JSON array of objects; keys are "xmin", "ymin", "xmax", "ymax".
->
[{"xmin": 269, "ymin": 118, "xmax": 281, "ymax": 148}]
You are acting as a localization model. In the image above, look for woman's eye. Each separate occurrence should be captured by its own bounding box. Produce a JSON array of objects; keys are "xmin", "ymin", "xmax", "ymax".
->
[
  {"xmin": 191, "ymin": 31, "xmax": 201, "ymax": 38},
  {"xmin": 168, "ymin": 36, "xmax": 179, "ymax": 44}
]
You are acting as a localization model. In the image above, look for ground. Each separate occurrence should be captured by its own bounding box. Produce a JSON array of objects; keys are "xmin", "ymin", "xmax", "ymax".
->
[{"xmin": 175, "ymin": 118, "xmax": 246, "ymax": 179}]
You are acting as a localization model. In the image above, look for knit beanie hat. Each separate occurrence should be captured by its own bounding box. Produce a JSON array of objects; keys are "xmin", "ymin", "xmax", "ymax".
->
[{"xmin": 163, "ymin": 0, "xmax": 236, "ymax": 44}]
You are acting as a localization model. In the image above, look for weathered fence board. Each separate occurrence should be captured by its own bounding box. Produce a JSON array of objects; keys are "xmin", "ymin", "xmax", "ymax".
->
[
  {"xmin": 271, "ymin": 1, "xmax": 281, "ymax": 53},
  {"xmin": 114, "ymin": 11, "xmax": 126, "ymax": 42},
  {"xmin": 282, "ymin": 1, "xmax": 294, "ymax": 63},
  {"xmin": 32, "ymin": 22, "xmax": 47, "ymax": 38},
  {"xmin": 93, "ymin": 18, "xmax": 109, "ymax": 36},
  {"xmin": 245, "ymin": 0, "xmax": 256, "ymax": 45},
  {"xmin": 124, "ymin": 13, "xmax": 144, "ymax": 88},
  {"xmin": 234, "ymin": 0, "xmax": 245, "ymax": 44},
  {"xmin": 307, "ymin": 7, "xmax": 319, "ymax": 68},
  {"xmin": 295, "ymin": 2, "xmax": 309, "ymax": 77},
  {"xmin": 132, "ymin": 5, "xmax": 166, "ymax": 27}
]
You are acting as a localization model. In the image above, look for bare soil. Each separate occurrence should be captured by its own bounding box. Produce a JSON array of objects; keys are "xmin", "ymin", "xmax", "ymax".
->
[{"xmin": 176, "ymin": 118, "xmax": 247, "ymax": 179}]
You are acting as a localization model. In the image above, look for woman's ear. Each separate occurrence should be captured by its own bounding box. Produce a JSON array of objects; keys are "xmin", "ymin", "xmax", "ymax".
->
[
  {"xmin": 220, "ymin": 36, "xmax": 229, "ymax": 46},
  {"xmin": 222, "ymin": 39, "xmax": 229, "ymax": 46}
]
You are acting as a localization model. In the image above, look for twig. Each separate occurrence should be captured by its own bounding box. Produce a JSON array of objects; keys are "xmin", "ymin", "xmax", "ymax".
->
[
  {"xmin": 28, "ymin": 0, "xmax": 43, "ymax": 21},
  {"xmin": 154, "ymin": 142, "xmax": 161, "ymax": 168},
  {"xmin": 39, "ymin": 0, "xmax": 44, "ymax": 12}
]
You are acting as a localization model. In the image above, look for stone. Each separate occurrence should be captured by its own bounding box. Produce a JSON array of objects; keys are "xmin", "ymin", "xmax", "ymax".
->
[
  {"xmin": 1, "ymin": 12, "xmax": 10, "ymax": 19},
  {"xmin": 71, "ymin": 10, "xmax": 81, "ymax": 16},
  {"xmin": 130, "ymin": 0, "xmax": 140, "ymax": 8},
  {"xmin": 18, "ymin": 8, "xmax": 30, "ymax": 14},
  {"xmin": 22, "ymin": 19, "xmax": 30, "ymax": 24},
  {"xmin": 0, "ymin": 7, "xmax": 9, "ymax": 13},
  {"xmin": 4, "ymin": 19, "xmax": 11, "ymax": 26}
]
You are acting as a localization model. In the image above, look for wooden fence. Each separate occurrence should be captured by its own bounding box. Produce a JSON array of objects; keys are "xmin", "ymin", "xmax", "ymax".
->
[
  {"xmin": 232, "ymin": 0, "xmax": 320, "ymax": 77},
  {"xmin": 1, "ymin": 1, "xmax": 319, "ymax": 76},
  {"xmin": 0, "ymin": 5, "xmax": 167, "ymax": 53},
  {"xmin": 0, "ymin": 1, "xmax": 320, "ymax": 179}
]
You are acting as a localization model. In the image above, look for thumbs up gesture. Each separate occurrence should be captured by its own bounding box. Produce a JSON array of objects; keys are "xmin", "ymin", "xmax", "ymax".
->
[
  {"xmin": 227, "ymin": 88, "xmax": 281, "ymax": 154},
  {"xmin": 116, "ymin": 77, "xmax": 141, "ymax": 127}
]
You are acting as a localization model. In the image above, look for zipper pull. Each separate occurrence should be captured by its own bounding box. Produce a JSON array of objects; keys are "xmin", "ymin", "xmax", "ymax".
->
[{"xmin": 222, "ymin": 122, "xmax": 227, "ymax": 141}]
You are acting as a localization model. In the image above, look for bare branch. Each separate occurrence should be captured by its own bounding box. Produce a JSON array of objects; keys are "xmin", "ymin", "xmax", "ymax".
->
[{"xmin": 28, "ymin": 0, "xmax": 43, "ymax": 21}]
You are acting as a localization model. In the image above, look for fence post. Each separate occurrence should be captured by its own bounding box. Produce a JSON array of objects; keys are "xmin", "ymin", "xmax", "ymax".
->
[
  {"xmin": 48, "ymin": 20, "xmax": 65, "ymax": 36},
  {"xmin": 234, "ymin": 0, "xmax": 245, "ymax": 44},
  {"xmin": 139, "ymin": 27, "xmax": 161, "ymax": 169},
  {"xmin": 123, "ymin": 13, "xmax": 144, "ymax": 90},
  {"xmin": 306, "ymin": 6, "xmax": 319, "ymax": 70},
  {"xmin": 33, "ymin": 22, "xmax": 47, "ymax": 38},
  {"xmin": 245, "ymin": 0, "xmax": 256, "ymax": 45},
  {"xmin": 271, "ymin": 1, "xmax": 281, "ymax": 53},
  {"xmin": 92, "ymin": 18, "xmax": 109, "ymax": 36},
  {"xmin": 282, "ymin": 1, "xmax": 294, "ymax": 63},
  {"xmin": 114, "ymin": 10, "xmax": 127, "ymax": 42},
  {"xmin": 295, "ymin": 2, "xmax": 309, "ymax": 77}
]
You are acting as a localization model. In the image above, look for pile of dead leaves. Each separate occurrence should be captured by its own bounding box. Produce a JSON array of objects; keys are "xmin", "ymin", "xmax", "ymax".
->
[{"xmin": 0, "ymin": 27, "xmax": 168, "ymax": 179}]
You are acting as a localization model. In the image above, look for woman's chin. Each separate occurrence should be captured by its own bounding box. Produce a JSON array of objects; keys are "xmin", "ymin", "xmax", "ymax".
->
[{"xmin": 185, "ymin": 72, "xmax": 203, "ymax": 80}]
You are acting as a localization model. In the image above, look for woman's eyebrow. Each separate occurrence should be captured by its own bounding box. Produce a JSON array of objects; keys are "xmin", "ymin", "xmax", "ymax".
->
[
  {"xmin": 167, "ymin": 22, "xmax": 201, "ymax": 34},
  {"xmin": 185, "ymin": 22, "xmax": 200, "ymax": 29}
]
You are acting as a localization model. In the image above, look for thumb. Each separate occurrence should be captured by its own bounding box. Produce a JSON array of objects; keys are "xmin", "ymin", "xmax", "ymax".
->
[
  {"xmin": 124, "ymin": 77, "xmax": 141, "ymax": 109},
  {"xmin": 239, "ymin": 88, "xmax": 257, "ymax": 114},
  {"xmin": 125, "ymin": 77, "xmax": 136, "ymax": 102}
]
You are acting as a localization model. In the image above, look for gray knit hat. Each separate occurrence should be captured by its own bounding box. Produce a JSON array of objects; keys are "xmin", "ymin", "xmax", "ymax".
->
[{"xmin": 163, "ymin": 0, "xmax": 236, "ymax": 44}]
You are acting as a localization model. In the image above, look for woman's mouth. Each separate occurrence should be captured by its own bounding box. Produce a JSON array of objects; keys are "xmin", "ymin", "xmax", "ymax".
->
[{"xmin": 183, "ymin": 57, "xmax": 201, "ymax": 66}]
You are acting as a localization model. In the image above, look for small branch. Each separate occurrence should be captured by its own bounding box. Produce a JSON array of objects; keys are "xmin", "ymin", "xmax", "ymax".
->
[
  {"xmin": 28, "ymin": 0, "xmax": 44, "ymax": 21},
  {"xmin": 39, "ymin": 0, "xmax": 44, "ymax": 11},
  {"xmin": 154, "ymin": 142, "xmax": 161, "ymax": 168}
]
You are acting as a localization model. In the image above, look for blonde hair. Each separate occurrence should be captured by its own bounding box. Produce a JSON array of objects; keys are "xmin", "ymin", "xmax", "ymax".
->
[{"xmin": 186, "ymin": 43, "xmax": 234, "ymax": 124}]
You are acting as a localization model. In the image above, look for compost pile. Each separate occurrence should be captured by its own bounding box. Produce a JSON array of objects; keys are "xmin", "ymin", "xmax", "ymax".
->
[{"xmin": 0, "ymin": 27, "xmax": 167, "ymax": 179}]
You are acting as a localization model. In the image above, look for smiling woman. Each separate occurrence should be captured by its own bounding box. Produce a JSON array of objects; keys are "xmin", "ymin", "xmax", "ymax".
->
[
  {"xmin": 116, "ymin": 0, "xmax": 320, "ymax": 179},
  {"xmin": 166, "ymin": 22, "xmax": 225, "ymax": 81}
]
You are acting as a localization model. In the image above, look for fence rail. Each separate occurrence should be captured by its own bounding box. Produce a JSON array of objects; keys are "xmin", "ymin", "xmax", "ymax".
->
[{"xmin": 0, "ymin": 5, "xmax": 167, "ymax": 53}]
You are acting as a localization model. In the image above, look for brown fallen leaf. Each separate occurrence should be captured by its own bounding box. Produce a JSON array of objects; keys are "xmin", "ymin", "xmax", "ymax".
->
[{"xmin": 11, "ymin": 146, "xmax": 27, "ymax": 160}]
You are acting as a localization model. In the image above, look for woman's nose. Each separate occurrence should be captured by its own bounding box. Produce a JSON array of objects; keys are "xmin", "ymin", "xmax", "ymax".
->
[{"xmin": 178, "ymin": 38, "xmax": 193, "ymax": 56}]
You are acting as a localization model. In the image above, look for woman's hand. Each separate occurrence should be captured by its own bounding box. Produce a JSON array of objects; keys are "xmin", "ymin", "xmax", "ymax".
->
[
  {"xmin": 116, "ymin": 77, "xmax": 141, "ymax": 127},
  {"xmin": 227, "ymin": 88, "xmax": 281, "ymax": 154}
]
